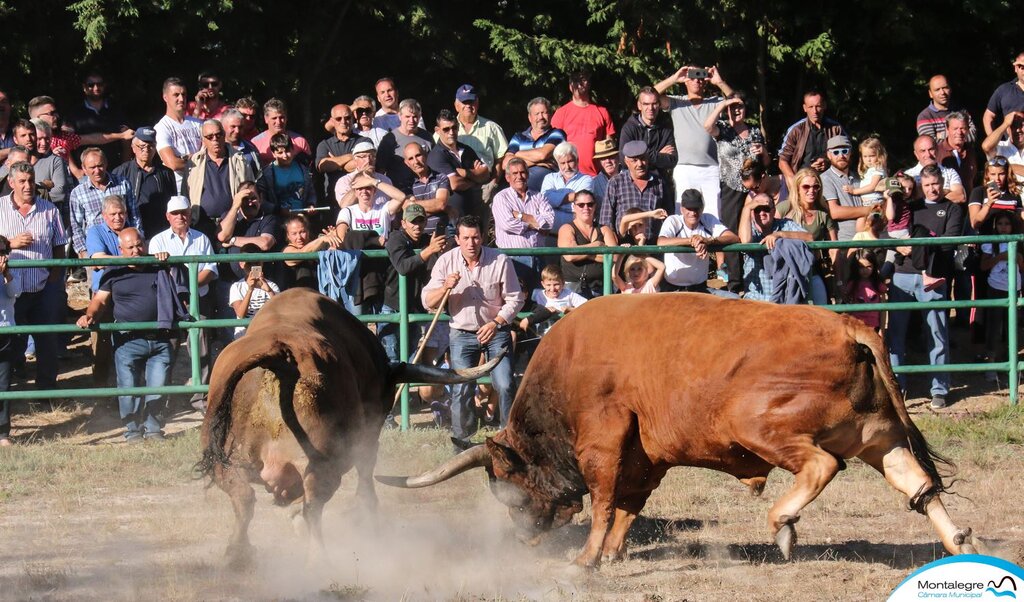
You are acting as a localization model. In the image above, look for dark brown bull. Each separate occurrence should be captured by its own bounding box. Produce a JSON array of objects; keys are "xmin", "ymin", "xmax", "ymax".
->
[
  {"xmin": 195, "ymin": 288, "xmax": 501, "ymax": 565},
  {"xmin": 379, "ymin": 293, "xmax": 980, "ymax": 567}
]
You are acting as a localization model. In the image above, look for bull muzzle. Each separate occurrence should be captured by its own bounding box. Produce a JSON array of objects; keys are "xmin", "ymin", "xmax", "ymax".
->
[
  {"xmin": 375, "ymin": 444, "xmax": 491, "ymax": 488},
  {"xmin": 390, "ymin": 348, "xmax": 507, "ymax": 385}
]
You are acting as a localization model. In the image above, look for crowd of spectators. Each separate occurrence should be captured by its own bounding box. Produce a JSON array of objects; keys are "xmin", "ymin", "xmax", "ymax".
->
[{"xmin": 3, "ymin": 53, "xmax": 1024, "ymax": 444}]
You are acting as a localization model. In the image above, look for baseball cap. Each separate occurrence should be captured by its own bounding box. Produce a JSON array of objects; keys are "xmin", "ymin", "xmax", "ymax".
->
[
  {"xmin": 352, "ymin": 139, "xmax": 375, "ymax": 154},
  {"xmin": 679, "ymin": 189, "xmax": 704, "ymax": 212},
  {"xmin": 455, "ymin": 84, "xmax": 477, "ymax": 103},
  {"xmin": 134, "ymin": 126, "xmax": 157, "ymax": 144},
  {"xmin": 403, "ymin": 204, "xmax": 427, "ymax": 221},
  {"xmin": 166, "ymin": 195, "xmax": 190, "ymax": 213},
  {"xmin": 827, "ymin": 135, "xmax": 851, "ymax": 150},
  {"xmin": 622, "ymin": 140, "xmax": 648, "ymax": 158}
]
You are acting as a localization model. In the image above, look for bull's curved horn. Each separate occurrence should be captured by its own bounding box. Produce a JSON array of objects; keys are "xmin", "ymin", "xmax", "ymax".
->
[
  {"xmin": 375, "ymin": 444, "xmax": 490, "ymax": 488},
  {"xmin": 390, "ymin": 347, "xmax": 507, "ymax": 385}
]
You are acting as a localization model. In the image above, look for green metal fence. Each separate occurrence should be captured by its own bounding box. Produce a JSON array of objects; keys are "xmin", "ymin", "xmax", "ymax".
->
[{"xmin": 0, "ymin": 235, "xmax": 1019, "ymax": 429}]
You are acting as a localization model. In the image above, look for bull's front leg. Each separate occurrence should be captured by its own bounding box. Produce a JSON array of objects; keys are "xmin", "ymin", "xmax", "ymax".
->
[{"xmin": 575, "ymin": 483, "xmax": 615, "ymax": 568}]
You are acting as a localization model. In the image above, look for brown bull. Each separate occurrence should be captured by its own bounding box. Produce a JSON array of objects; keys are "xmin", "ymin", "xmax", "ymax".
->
[
  {"xmin": 379, "ymin": 293, "xmax": 979, "ymax": 567},
  {"xmin": 195, "ymin": 288, "xmax": 502, "ymax": 565}
]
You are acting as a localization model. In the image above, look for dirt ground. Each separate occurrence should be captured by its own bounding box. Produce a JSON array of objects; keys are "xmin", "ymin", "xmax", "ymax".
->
[{"xmin": 0, "ymin": 288, "xmax": 1022, "ymax": 600}]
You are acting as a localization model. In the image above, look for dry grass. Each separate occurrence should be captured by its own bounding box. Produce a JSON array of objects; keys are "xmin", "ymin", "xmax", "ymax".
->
[{"xmin": 0, "ymin": 405, "xmax": 1022, "ymax": 600}]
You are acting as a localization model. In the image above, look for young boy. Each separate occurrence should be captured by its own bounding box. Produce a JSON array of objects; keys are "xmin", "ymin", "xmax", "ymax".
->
[
  {"xmin": 229, "ymin": 244, "xmax": 281, "ymax": 339},
  {"xmin": 518, "ymin": 264, "xmax": 587, "ymax": 333},
  {"xmin": 266, "ymin": 133, "xmax": 315, "ymax": 213}
]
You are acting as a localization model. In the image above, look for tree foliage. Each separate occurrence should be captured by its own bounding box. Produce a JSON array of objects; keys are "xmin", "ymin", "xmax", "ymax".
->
[{"xmin": 0, "ymin": 0, "xmax": 1019, "ymax": 165}]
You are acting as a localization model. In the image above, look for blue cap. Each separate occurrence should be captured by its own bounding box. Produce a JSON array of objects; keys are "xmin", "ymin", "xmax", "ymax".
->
[
  {"xmin": 455, "ymin": 84, "xmax": 477, "ymax": 102},
  {"xmin": 134, "ymin": 126, "xmax": 157, "ymax": 144}
]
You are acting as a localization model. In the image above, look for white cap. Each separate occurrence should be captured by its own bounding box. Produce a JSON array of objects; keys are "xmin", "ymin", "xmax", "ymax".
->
[{"xmin": 166, "ymin": 195, "xmax": 190, "ymax": 212}]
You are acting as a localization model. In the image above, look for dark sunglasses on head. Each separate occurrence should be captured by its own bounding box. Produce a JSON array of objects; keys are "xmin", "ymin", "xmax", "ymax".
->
[{"xmin": 829, "ymin": 148, "xmax": 850, "ymax": 156}]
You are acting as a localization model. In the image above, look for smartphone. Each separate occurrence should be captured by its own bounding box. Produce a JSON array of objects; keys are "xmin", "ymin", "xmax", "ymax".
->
[
  {"xmin": 987, "ymin": 181, "xmax": 999, "ymax": 191},
  {"xmin": 249, "ymin": 265, "xmax": 263, "ymax": 279},
  {"xmin": 687, "ymin": 68, "xmax": 709, "ymax": 80}
]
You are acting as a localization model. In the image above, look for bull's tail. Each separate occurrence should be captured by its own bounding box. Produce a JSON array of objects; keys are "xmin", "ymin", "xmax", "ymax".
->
[
  {"xmin": 854, "ymin": 329, "xmax": 956, "ymax": 509},
  {"xmin": 193, "ymin": 338, "xmax": 295, "ymax": 480}
]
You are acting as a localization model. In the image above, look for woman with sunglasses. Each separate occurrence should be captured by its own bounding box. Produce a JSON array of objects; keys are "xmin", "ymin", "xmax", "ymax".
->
[
  {"xmin": 968, "ymin": 156, "xmax": 1023, "ymax": 232},
  {"xmin": 779, "ymin": 168, "xmax": 838, "ymax": 305},
  {"xmin": 557, "ymin": 189, "xmax": 605, "ymax": 298}
]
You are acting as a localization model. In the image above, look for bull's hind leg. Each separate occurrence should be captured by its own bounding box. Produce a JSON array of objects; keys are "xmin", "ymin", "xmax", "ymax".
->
[
  {"xmin": 217, "ymin": 466, "xmax": 256, "ymax": 568},
  {"xmin": 858, "ymin": 443, "xmax": 975, "ymax": 555},
  {"xmin": 760, "ymin": 442, "xmax": 842, "ymax": 560}
]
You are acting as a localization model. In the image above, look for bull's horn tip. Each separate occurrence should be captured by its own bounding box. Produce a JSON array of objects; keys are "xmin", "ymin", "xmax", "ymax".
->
[{"xmin": 374, "ymin": 475, "xmax": 411, "ymax": 487}]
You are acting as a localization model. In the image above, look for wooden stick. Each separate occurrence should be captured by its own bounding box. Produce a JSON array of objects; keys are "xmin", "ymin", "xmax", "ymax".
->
[{"xmin": 393, "ymin": 287, "xmax": 452, "ymax": 404}]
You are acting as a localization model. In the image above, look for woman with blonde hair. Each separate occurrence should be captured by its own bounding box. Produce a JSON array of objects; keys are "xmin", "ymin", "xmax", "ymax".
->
[{"xmin": 780, "ymin": 168, "xmax": 837, "ymax": 305}]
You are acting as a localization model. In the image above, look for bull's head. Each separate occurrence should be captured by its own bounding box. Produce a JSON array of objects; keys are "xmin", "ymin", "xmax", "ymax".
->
[{"xmin": 376, "ymin": 435, "xmax": 583, "ymax": 543}]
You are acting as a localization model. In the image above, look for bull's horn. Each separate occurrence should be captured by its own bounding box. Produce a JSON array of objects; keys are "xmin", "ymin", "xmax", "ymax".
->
[
  {"xmin": 390, "ymin": 347, "xmax": 507, "ymax": 385},
  {"xmin": 375, "ymin": 444, "xmax": 490, "ymax": 488}
]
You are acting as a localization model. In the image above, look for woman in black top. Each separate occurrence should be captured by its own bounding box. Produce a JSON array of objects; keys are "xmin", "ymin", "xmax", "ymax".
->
[
  {"xmin": 281, "ymin": 214, "xmax": 341, "ymax": 290},
  {"xmin": 557, "ymin": 190, "xmax": 605, "ymax": 298}
]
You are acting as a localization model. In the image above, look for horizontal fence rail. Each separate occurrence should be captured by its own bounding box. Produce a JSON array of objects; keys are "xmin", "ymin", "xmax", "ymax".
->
[{"xmin": 0, "ymin": 236, "xmax": 1019, "ymax": 426}]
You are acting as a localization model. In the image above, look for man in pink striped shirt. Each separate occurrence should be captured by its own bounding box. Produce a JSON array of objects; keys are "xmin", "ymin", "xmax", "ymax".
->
[
  {"xmin": 491, "ymin": 157, "xmax": 555, "ymax": 290},
  {"xmin": 422, "ymin": 215, "xmax": 523, "ymax": 446}
]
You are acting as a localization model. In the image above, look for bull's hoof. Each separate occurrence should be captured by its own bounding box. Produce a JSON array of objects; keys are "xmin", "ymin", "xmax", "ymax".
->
[
  {"xmin": 775, "ymin": 515, "xmax": 800, "ymax": 561},
  {"xmin": 570, "ymin": 554, "xmax": 601, "ymax": 571},
  {"xmin": 741, "ymin": 476, "xmax": 768, "ymax": 497},
  {"xmin": 225, "ymin": 543, "xmax": 255, "ymax": 570},
  {"xmin": 955, "ymin": 528, "xmax": 977, "ymax": 554},
  {"xmin": 601, "ymin": 546, "xmax": 627, "ymax": 564}
]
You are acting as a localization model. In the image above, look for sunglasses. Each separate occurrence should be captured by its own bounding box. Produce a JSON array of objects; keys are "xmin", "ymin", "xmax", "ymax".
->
[
  {"xmin": 199, "ymin": 80, "xmax": 220, "ymax": 88},
  {"xmin": 238, "ymin": 112, "xmax": 255, "ymax": 119},
  {"xmin": 84, "ymin": 81, "xmax": 104, "ymax": 88},
  {"xmin": 575, "ymin": 202, "xmax": 595, "ymax": 208},
  {"xmin": 988, "ymin": 156, "xmax": 1009, "ymax": 167},
  {"xmin": 829, "ymin": 148, "xmax": 850, "ymax": 156},
  {"xmin": 753, "ymin": 206, "xmax": 773, "ymax": 214},
  {"xmin": 203, "ymin": 133, "xmax": 224, "ymax": 140},
  {"xmin": 439, "ymin": 126, "xmax": 457, "ymax": 133},
  {"xmin": 332, "ymin": 115, "xmax": 352, "ymax": 121},
  {"xmin": 354, "ymin": 108, "xmax": 372, "ymax": 117},
  {"xmin": 800, "ymin": 184, "xmax": 822, "ymax": 191}
]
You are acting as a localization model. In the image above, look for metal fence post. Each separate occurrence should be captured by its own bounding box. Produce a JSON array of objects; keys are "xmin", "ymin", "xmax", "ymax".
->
[
  {"xmin": 188, "ymin": 262, "xmax": 202, "ymax": 391},
  {"xmin": 397, "ymin": 273, "xmax": 410, "ymax": 429},
  {"xmin": 1009, "ymin": 241, "xmax": 1018, "ymax": 405},
  {"xmin": 603, "ymin": 251, "xmax": 613, "ymax": 295}
]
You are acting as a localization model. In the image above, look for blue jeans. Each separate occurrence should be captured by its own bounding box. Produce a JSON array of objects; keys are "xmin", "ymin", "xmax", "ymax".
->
[
  {"xmin": 114, "ymin": 337, "xmax": 173, "ymax": 438},
  {"xmin": 449, "ymin": 328, "xmax": 515, "ymax": 441},
  {"xmin": 378, "ymin": 304, "xmax": 423, "ymax": 363},
  {"xmin": 13, "ymin": 281, "xmax": 66, "ymax": 389},
  {"xmin": 810, "ymin": 274, "xmax": 829, "ymax": 306},
  {"xmin": 0, "ymin": 359, "xmax": 11, "ymax": 438},
  {"xmin": 886, "ymin": 273, "xmax": 950, "ymax": 396}
]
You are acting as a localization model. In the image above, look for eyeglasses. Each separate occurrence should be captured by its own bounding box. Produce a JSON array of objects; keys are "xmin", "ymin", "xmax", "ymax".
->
[
  {"xmin": 575, "ymin": 202, "xmax": 595, "ymax": 208},
  {"xmin": 84, "ymin": 81, "xmax": 104, "ymax": 88},
  {"xmin": 203, "ymin": 132, "xmax": 224, "ymax": 140},
  {"xmin": 332, "ymin": 115, "xmax": 352, "ymax": 121},
  {"xmin": 829, "ymin": 148, "xmax": 850, "ymax": 156},
  {"xmin": 132, "ymin": 143, "xmax": 155, "ymax": 151},
  {"xmin": 988, "ymin": 156, "xmax": 1009, "ymax": 167},
  {"xmin": 439, "ymin": 126, "xmax": 457, "ymax": 133},
  {"xmin": 199, "ymin": 80, "xmax": 220, "ymax": 88}
]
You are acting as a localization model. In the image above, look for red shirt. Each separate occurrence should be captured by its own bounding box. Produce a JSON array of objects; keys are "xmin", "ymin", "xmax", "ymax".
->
[
  {"xmin": 551, "ymin": 101, "xmax": 615, "ymax": 177},
  {"xmin": 187, "ymin": 100, "xmax": 232, "ymax": 121}
]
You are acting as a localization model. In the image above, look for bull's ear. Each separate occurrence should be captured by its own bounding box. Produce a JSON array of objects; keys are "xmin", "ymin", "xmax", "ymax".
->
[{"xmin": 485, "ymin": 438, "xmax": 526, "ymax": 475}]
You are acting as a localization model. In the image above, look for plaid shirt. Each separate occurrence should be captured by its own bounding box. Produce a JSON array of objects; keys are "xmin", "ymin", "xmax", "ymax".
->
[
  {"xmin": 68, "ymin": 173, "xmax": 139, "ymax": 254},
  {"xmin": 599, "ymin": 171, "xmax": 664, "ymax": 237}
]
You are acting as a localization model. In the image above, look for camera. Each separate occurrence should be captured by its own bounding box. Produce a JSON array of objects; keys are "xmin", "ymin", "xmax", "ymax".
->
[
  {"xmin": 686, "ymin": 68, "xmax": 709, "ymax": 80},
  {"xmin": 884, "ymin": 177, "xmax": 903, "ymax": 199}
]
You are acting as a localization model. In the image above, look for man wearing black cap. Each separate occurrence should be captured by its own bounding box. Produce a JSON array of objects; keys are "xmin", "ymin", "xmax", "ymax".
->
[
  {"xmin": 113, "ymin": 126, "xmax": 177, "ymax": 239},
  {"xmin": 383, "ymin": 203, "xmax": 448, "ymax": 362},
  {"xmin": 600, "ymin": 140, "xmax": 666, "ymax": 244},
  {"xmin": 658, "ymin": 188, "xmax": 739, "ymax": 295}
]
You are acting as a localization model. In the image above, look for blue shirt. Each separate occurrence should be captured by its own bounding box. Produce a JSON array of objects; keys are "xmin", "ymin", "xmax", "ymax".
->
[
  {"xmin": 743, "ymin": 218, "xmax": 806, "ymax": 301},
  {"xmin": 85, "ymin": 222, "xmax": 122, "ymax": 291},
  {"xmin": 270, "ymin": 162, "xmax": 307, "ymax": 211},
  {"xmin": 540, "ymin": 170, "xmax": 594, "ymax": 230},
  {"xmin": 507, "ymin": 127, "xmax": 566, "ymax": 155},
  {"xmin": 69, "ymin": 173, "xmax": 139, "ymax": 254}
]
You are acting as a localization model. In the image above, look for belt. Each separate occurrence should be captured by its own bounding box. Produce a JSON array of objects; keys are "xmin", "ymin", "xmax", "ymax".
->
[{"xmin": 114, "ymin": 331, "xmax": 172, "ymax": 342}]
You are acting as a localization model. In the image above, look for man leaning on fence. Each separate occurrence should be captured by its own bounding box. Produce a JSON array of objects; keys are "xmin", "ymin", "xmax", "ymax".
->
[
  {"xmin": 77, "ymin": 227, "xmax": 182, "ymax": 442},
  {"xmin": 422, "ymin": 215, "xmax": 523, "ymax": 449}
]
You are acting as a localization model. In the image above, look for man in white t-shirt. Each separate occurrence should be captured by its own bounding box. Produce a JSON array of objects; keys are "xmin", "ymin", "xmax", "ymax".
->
[
  {"xmin": 903, "ymin": 135, "xmax": 965, "ymax": 202},
  {"xmin": 657, "ymin": 188, "xmax": 739, "ymax": 296},
  {"xmin": 154, "ymin": 77, "xmax": 203, "ymax": 191}
]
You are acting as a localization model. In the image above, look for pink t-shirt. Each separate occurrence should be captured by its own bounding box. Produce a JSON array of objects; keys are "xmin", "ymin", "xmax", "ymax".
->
[
  {"xmin": 623, "ymin": 279, "xmax": 658, "ymax": 294},
  {"xmin": 845, "ymin": 279, "xmax": 887, "ymax": 328},
  {"xmin": 551, "ymin": 102, "xmax": 615, "ymax": 177}
]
